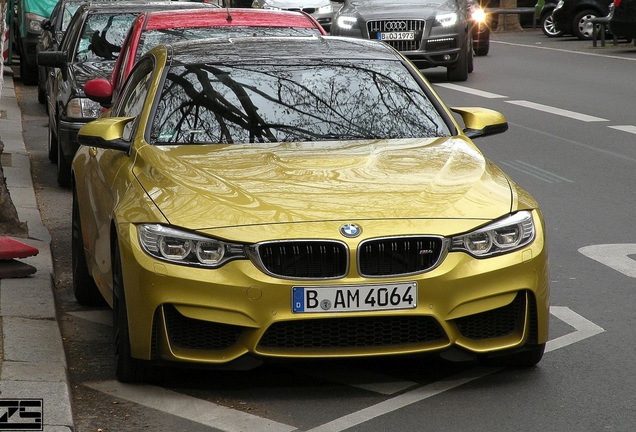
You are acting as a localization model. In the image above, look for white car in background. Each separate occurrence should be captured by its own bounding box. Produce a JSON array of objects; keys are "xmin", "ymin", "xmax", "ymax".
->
[{"xmin": 251, "ymin": 0, "xmax": 338, "ymax": 31}]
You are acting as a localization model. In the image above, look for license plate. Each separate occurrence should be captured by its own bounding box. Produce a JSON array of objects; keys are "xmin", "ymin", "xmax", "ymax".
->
[
  {"xmin": 378, "ymin": 31, "xmax": 415, "ymax": 41},
  {"xmin": 292, "ymin": 282, "xmax": 417, "ymax": 313}
]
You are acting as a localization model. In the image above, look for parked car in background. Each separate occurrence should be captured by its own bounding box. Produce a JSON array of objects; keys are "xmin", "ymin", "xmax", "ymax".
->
[
  {"xmin": 551, "ymin": 0, "xmax": 613, "ymax": 39},
  {"xmin": 75, "ymin": 35, "xmax": 549, "ymax": 383},
  {"xmin": 536, "ymin": 0, "xmax": 562, "ymax": 36},
  {"xmin": 87, "ymin": 7, "xmax": 326, "ymax": 106},
  {"xmin": 251, "ymin": 0, "xmax": 338, "ymax": 31},
  {"xmin": 329, "ymin": 0, "xmax": 479, "ymax": 81},
  {"xmin": 36, "ymin": 0, "xmax": 86, "ymax": 104},
  {"xmin": 608, "ymin": 0, "xmax": 636, "ymax": 39},
  {"xmin": 37, "ymin": 1, "xmax": 215, "ymax": 187},
  {"xmin": 14, "ymin": 0, "xmax": 57, "ymax": 85}
]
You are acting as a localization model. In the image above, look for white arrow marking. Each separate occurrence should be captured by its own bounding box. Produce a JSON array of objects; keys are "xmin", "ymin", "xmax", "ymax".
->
[
  {"xmin": 579, "ymin": 244, "xmax": 636, "ymax": 278},
  {"xmin": 546, "ymin": 306, "xmax": 604, "ymax": 353}
]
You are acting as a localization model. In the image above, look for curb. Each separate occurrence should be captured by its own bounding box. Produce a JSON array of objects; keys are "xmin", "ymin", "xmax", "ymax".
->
[{"xmin": 0, "ymin": 73, "xmax": 74, "ymax": 431}]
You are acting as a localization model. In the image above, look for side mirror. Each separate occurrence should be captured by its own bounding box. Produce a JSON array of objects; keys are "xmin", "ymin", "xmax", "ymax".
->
[
  {"xmin": 78, "ymin": 117, "xmax": 134, "ymax": 152},
  {"xmin": 84, "ymin": 78, "xmax": 113, "ymax": 108},
  {"xmin": 450, "ymin": 107, "xmax": 508, "ymax": 139},
  {"xmin": 41, "ymin": 19, "xmax": 52, "ymax": 31},
  {"xmin": 37, "ymin": 50, "xmax": 68, "ymax": 80}
]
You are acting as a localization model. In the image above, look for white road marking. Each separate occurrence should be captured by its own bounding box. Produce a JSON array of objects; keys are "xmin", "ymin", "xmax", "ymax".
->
[
  {"xmin": 546, "ymin": 307, "xmax": 604, "ymax": 353},
  {"xmin": 608, "ymin": 125, "xmax": 636, "ymax": 135},
  {"xmin": 505, "ymin": 100, "xmax": 608, "ymax": 122},
  {"xmin": 85, "ymin": 381, "xmax": 297, "ymax": 432},
  {"xmin": 84, "ymin": 307, "xmax": 603, "ymax": 431},
  {"xmin": 435, "ymin": 83, "xmax": 507, "ymax": 98},
  {"xmin": 579, "ymin": 244, "xmax": 636, "ymax": 278}
]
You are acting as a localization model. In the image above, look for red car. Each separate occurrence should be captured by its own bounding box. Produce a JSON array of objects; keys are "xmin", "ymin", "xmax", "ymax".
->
[{"xmin": 88, "ymin": 8, "xmax": 327, "ymax": 105}]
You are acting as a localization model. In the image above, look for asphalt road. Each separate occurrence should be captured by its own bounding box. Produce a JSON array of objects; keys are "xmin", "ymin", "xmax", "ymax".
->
[{"xmin": 14, "ymin": 28, "xmax": 636, "ymax": 431}]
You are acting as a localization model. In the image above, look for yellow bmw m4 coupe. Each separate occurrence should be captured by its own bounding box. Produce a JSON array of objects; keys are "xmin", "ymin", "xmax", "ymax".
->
[{"xmin": 73, "ymin": 35, "xmax": 549, "ymax": 383}]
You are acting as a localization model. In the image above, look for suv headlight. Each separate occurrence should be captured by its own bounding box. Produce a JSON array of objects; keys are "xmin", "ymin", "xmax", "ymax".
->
[
  {"xmin": 317, "ymin": 4, "xmax": 333, "ymax": 14},
  {"xmin": 435, "ymin": 12, "xmax": 458, "ymax": 27},
  {"xmin": 450, "ymin": 211, "xmax": 535, "ymax": 257},
  {"xmin": 66, "ymin": 97, "xmax": 102, "ymax": 119},
  {"xmin": 335, "ymin": 15, "xmax": 359, "ymax": 30},
  {"xmin": 138, "ymin": 224, "xmax": 247, "ymax": 268}
]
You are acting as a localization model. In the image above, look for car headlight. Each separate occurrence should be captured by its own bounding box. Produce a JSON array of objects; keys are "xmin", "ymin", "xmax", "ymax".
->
[
  {"xmin": 471, "ymin": 7, "xmax": 487, "ymax": 24},
  {"xmin": 435, "ymin": 12, "xmax": 458, "ymax": 27},
  {"xmin": 26, "ymin": 13, "xmax": 46, "ymax": 34},
  {"xmin": 66, "ymin": 97, "xmax": 102, "ymax": 119},
  {"xmin": 138, "ymin": 224, "xmax": 247, "ymax": 268},
  {"xmin": 317, "ymin": 4, "xmax": 333, "ymax": 14},
  {"xmin": 335, "ymin": 15, "xmax": 358, "ymax": 30},
  {"xmin": 450, "ymin": 211, "xmax": 535, "ymax": 257}
]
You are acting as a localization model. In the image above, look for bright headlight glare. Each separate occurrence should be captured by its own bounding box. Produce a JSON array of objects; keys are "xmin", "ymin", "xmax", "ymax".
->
[
  {"xmin": 436, "ymin": 12, "xmax": 458, "ymax": 27},
  {"xmin": 471, "ymin": 7, "xmax": 486, "ymax": 23},
  {"xmin": 138, "ymin": 224, "xmax": 246, "ymax": 267},
  {"xmin": 450, "ymin": 211, "xmax": 535, "ymax": 257},
  {"xmin": 67, "ymin": 97, "xmax": 101, "ymax": 119},
  {"xmin": 317, "ymin": 4, "xmax": 333, "ymax": 13}
]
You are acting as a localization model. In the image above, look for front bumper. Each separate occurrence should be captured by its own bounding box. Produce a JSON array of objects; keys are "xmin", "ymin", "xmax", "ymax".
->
[{"xmin": 116, "ymin": 214, "xmax": 550, "ymax": 365}]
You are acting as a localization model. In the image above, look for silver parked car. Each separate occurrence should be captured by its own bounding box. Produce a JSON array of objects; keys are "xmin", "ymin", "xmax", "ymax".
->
[
  {"xmin": 251, "ymin": 0, "xmax": 337, "ymax": 31},
  {"xmin": 330, "ymin": 0, "xmax": 474, "ymax": 81}
]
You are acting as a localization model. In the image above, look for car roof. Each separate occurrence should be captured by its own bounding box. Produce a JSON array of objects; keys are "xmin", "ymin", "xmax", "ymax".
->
[
  {"xmin": 143, "ymin": 8, "xmax": 322, "ymax": 31},
  {"xmin": 162, "ymin": 36, "xmax": 402, "ymax": 65}
]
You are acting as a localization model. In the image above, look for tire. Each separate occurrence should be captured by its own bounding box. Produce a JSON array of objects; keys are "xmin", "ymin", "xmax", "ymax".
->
[
  {"xmin": 572, "ymin": 10, "xmax": 599, "ymax": 40},
  {"xmin": 473, "ymin": 42, "xmax": 489, "ymax": 56},
  {"xmin": 48, "ymin": 110, "xmax": 58, "ymax": 163},
  {"xmin": 57, "ymin": 125, "xmax": 72, "ymax": 187},
  {"xmin": 72, "ymin": 188, "xmax": 105, "ymax": 307},
  {"xmin": 447, "ymin": 43, "xmax": 469, "ymax": 82},
  {"xmin": 468, "ymin": 42, "xmax": 474, "ymax": 73},
  {"xmin": 112, "ymin": 239, "xmax": 147, "ymax": 383},
  {"xmin": 541, "ymin": 12, "xmax": 563, "ymax": 37},
  {"xmin": 479, "ymin": 343, "xmax": 545, "ymax": 368},
  {"xmin": 19, "ymin": 54, "xmax": 38, "ymax": 85}
]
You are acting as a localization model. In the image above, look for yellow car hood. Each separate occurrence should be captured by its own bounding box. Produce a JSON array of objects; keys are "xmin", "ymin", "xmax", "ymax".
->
[{"xmin": 133, "ymin": 137, "xmax": 513, "ymax": 230}]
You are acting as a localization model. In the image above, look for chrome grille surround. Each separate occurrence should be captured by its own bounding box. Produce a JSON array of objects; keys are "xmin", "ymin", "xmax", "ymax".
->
[
  {"xmin": 249, "ymin": 240, "xmax": 349, "ymax": 280},
  {"xmin": 366, "ymin": 19, "xmax": 426, "ymax": 51},
  {"xmin": 358, "ymin": 236, "xmax": 447, "ymax": 277}
]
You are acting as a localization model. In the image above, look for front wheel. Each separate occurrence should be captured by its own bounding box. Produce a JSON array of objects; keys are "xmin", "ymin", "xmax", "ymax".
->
[
  {"xmin": 573, "ymin": 10, "xmax": 598, "ymax": 40},
  {"xmin": 48, "ymin": 110, "xmax": 58, "ymax": 163},
  {"xmin": 541, "ymin": 12, "xmax": 563, "ymax": 37},
  {"xmin": 72, "ymin": 188, "xmax": 105, "ymax": 307},
  {"xmin": 56, "ymin": 126, "xmax": 71, "ymax": 187},
  {"xmin": 447, "ymin": 44, "xmax": 469, "ymax": 82},
  {"xmin": 112, "ymin": 239, "xmax": 147, "ymax": 383}
]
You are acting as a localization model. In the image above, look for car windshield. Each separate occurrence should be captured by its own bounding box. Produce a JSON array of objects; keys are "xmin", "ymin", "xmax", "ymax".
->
[
  {"xmin": 76, "ymin": 13, "xmax": 138, "ymax": 62},
  {"xmin": 138, "ymin": 27, "xmax": 321, "ymax": 61},
  {"xmin": 149, "ymin": 59, "xmax": 450, "ymax": 144}
]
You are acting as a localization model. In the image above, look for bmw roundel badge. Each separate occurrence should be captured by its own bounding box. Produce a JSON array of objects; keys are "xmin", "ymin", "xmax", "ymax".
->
[{"xmin": 340, "ymin": 223, "xmax": 361, "ymax": 238}]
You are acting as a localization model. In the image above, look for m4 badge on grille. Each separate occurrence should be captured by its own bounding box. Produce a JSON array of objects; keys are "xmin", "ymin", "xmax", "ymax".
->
[{"xmin": 340, "ymin": 223, "xmax": 361, "ymax": 238}]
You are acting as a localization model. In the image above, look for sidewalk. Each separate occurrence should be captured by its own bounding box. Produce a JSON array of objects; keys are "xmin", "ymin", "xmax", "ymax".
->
[{"xmin": 0, "ymin": 72, "xmax": 74, "ymax": 431}]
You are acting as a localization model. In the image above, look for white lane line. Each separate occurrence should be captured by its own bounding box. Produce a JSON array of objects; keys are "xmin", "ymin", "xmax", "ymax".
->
[
  {"xmin": 85, "ymin": 381, "xmax": 297, "ymax": 432},
  {"xmin": 435, "ymin": 83, "xmax": 507, "ymax": 98},
  {"xmin": 505, "ymin": 100, "xmax": 609, "ymax": 122},
  {"xmin": 608, "ymin": 125, "xmax": 636, "ymax": 134},
  {"xmin": 546, "ymin": 306, "xmax": 605, "ymax": 353},
  {"xmin": 492, "ymin": 39, "xmax": 636, "ymax": 62},
  {"xmin": 579, "ymin": 244, "xmax": 636, "ymax": 278},
  {"xmin": 305, "ymin": 366, "xmax": 500, "ymax": 432}
]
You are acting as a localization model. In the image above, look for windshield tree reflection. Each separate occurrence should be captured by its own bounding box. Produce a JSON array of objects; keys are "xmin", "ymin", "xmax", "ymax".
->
[{"xmin": 150, "ymin": 60, "xmax": 451, "ymax": 144}]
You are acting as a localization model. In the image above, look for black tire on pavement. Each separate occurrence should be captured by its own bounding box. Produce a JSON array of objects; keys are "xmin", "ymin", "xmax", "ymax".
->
[
  {"xmin": 20, "ymin": 55, "xmax": 38, "ymax": 85},
  {"xmin": 447, "ymin": 43, "xmax": 469, "ymax": 82},
  {"xmin": 541, "ymin": 11, "xmax": 563, "ymax": 37},
  {"xmin": 56, "ymin": 128, "xmax": 71, "ymax": 187},
  {"xmin": 72, "ymin": 188, "xmax": 105, "ymax": 307},
  {"xmin": 48, "ymin": 111, "xmax": 58, "ymax": 163},
  {"xmin": 572, "ymin": 10, "xmax": 598, "ymax": 40},
  {"xmin": 112, "ymin": 239, "xmax": 147, "ymax": 383}
]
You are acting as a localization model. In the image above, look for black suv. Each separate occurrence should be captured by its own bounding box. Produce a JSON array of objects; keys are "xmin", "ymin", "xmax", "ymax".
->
[
  {"xmin": 608, "ymin": 0, "xmax": 636, "ymax": 39},
  {"xmin": 551, "ymin": 0, "xmax": 613, "ymax": 39}
]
